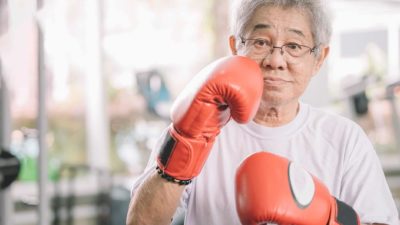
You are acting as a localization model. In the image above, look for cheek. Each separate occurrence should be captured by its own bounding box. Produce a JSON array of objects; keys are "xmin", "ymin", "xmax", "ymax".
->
[
  {"xmin": 290, "ymin": 66, "xmax": 314, "ymax": 91},
  {"xmin": 237, "ymin": 47, "xmax": 253, "ymax": 58},
  {"xmin": 295, "ymin": 73, "xmax": 312, "ymax": 85}
]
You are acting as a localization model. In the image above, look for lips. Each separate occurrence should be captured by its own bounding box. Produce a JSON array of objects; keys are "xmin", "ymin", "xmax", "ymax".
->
[{"xmin": 263, "ymin": 77, "xmax": 290, "ymax": 85}]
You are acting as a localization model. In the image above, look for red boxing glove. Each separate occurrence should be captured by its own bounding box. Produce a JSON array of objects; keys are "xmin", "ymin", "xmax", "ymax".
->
[
  {"xmin": 157, "ymin": 56, "xmax": 263, "ymax": 183},
  {"xmin": 235, "ymin": 152, "xmax": 360, "ymax": 225}
]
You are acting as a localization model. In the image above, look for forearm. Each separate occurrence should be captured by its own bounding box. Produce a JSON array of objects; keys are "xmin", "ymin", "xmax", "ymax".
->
[{"xmin": 126, "ymin": 171, "xmax": 186, "ymax": 225}]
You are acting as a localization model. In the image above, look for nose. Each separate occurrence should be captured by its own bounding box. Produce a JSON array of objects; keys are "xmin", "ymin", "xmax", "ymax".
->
[{"xmin": 262, "ymin": 47, "xmax": 287, "ymax": 70}]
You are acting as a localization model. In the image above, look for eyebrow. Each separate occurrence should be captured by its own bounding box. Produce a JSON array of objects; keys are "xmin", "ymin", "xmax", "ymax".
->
[
  {"xmin": 288, "ymin": 28, "xmax": 305, "ymax": 38},
  {"xmin": 252, "ymin": 23, "xmax": 306, "ymax": 38},
  {"xmin": 253, "ymin": 23, "xmax": 271, "ymax": 31}
]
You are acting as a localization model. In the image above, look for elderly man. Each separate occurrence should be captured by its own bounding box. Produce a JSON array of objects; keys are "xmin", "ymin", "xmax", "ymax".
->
[{"xmin": 126, "ymin": 0, "xmax": 399, "ymax": 224}]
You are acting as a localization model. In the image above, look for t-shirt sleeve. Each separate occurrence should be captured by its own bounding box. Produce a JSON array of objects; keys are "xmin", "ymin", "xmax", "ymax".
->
[{"xmin": 340, "ymin": 124, "xmax": 399, "ymax": 225}]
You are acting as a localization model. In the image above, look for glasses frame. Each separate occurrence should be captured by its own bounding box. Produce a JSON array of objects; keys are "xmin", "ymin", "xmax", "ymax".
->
[{"xmin": 240, "ymin": 37, "xmax": 319, "ymax": 58}]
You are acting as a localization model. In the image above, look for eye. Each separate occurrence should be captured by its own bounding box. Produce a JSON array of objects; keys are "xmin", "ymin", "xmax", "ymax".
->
[
  {"xmin": 253, "ymin": 39, "xmax": 270, "ymax": 48},
  {"xmin": 285, "ymin": 43, "xmax": 302, "ymax": 51}
]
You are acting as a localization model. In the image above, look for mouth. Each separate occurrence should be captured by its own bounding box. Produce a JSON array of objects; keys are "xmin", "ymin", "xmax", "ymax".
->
[{"xmin": 263, "ymin": 77, "xmax": 289, "ymax": 85}]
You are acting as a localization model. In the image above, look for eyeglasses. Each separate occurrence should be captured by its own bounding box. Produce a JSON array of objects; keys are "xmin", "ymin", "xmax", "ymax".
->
[{"xmin": 240, "ymin": 37, "xmax": 319, "ymax": 64}]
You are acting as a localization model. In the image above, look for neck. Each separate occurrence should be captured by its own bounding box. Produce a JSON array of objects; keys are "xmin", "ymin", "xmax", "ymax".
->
[{"xmin": 253, "ymin": 100, "xmax": 300, "ymax": 127}]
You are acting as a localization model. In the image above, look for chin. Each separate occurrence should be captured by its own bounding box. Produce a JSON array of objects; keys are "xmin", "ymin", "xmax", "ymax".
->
[{"xmin": 261, "ymin": 91, "xmax": 287, "ymax": 105}]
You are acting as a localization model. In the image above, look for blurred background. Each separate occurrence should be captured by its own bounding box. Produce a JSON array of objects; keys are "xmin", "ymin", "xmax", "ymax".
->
[{"xmin": 1, "ymin": 0, "xmax": 400, "ymax": 224}]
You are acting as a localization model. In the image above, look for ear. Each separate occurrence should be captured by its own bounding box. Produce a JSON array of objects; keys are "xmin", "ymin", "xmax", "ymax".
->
[
  {"xmin": 229, "ymin": 35, "xmax": 238, "ymax": 55},
  {"xmin": 312, "ymin": 45, "xmax": 330, "ymax": 75}
]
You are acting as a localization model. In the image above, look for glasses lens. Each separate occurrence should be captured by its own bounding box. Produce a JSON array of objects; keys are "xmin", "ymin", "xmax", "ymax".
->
[
  {"xmin": 241, "ymin": 39, "xmax": 312, "ymax": 64},
  {"xmin": 245, "ymin": 40, "xmax": 270, "ymax": 59},
  {"xmin": 284, "ymin": 44, "xmax": 309, "ymax": 57}
]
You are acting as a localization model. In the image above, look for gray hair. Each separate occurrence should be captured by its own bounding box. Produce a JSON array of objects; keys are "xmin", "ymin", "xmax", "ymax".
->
[{"xmin": 231, "ymin": 0, "xmax": 332, "ymax": 47}]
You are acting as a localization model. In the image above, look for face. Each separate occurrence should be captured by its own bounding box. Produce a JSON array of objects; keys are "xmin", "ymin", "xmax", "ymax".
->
[{"xmin": 230, "ymin": 6, "xmax": 329, "ymax": 107}]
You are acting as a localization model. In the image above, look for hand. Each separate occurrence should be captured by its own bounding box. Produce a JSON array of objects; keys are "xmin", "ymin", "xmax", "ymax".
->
[
  {"xmin": 235, "ymin": 151, "xmax": 360, "ymax": 225},
  {"xmin": 157, "ymin": 56, "xmax": 264, "ymax": 183}
]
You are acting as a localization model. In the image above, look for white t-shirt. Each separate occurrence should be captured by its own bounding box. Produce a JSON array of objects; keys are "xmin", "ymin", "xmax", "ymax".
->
[{"xmin": 132, "ymin": 102, "xmax": 400, "ymax": 225}]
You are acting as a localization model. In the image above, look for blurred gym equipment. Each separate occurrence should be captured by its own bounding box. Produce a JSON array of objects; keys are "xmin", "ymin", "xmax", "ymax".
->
[
  {"xmin": 0, "ymin": 148, "xmax": 20, "ymax": 190},
  {"xmin": 136, "ymin": 69, "xmax": 172, "ymax": 119},
  {"xmin": 0, "ymin": 54, "xmax": 15, "ymax": 225},
  {"xmin": 52, "ymin": 165, "xmax": 112, "ymax": 225},
  {"xmin": 386, "ymin": 81, "xmax": 400, "ymax": 155},
  {"xmin": 51, "ymin": 164, "xmax": 131, "ymax": 225}
]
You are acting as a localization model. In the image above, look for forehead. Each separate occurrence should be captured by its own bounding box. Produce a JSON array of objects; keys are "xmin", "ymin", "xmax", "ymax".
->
[{"xmin": 245, "ymin": 6, "xmax": 313, "ymax": 41}]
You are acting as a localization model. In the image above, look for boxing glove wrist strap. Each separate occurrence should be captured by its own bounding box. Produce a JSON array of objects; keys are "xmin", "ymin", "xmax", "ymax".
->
[
  {"xmin": 330, "ymin": 198, "xmax": 360, "ymax": 225},
  {"xmin": 157, "ymin": 127, "xmax": 214, "ymax": 180},
  {"xmin": 156, "ymin": 166, "xmax": 192, "ymax": 185}
]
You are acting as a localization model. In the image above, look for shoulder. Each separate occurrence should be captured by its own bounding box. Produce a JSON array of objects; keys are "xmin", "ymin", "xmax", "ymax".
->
[
  {"xmin": 306, "ymin": 104, "xmax": 357, "ymax": 128},
  {"xmin": 305, "ymin": 105, "xmax": 380, "ymax": 171},
  {"xmin": 301, "ymin": 103, "xmax": 374, "ymax": 160},
  {"xmin": 304, "ymin": 104, "xmax": 365, "ymax": 138}
]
